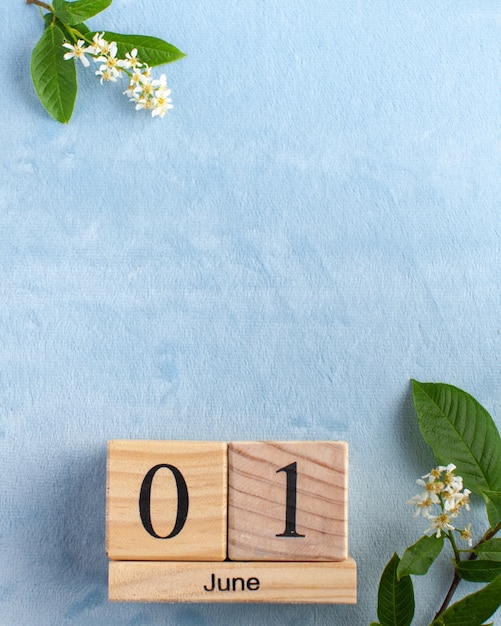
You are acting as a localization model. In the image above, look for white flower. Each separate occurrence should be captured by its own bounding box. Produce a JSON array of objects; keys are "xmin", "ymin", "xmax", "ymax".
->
[
  {"xmin": 416, "ymin": 477, "xmax": 444, "ymax": 495},
  {"xmin": 152, "ymin": 73, "xmax": 167, "ymax": 88},
  {"xmin": 126, "ymin": 72, "xmax": 174, "ymax": 118},
  {"xmin": 62, "ymin": 40, "xmax": 91, "ymax": 67},
  {"xmin": 459, "ymin": 488, "xmax": 471, "ymax": 510},
  {"xmin": 407, "ymin": 491, "xmax": 440, "ymax": 517},
  {"xmin": 411, "ymin": 465, "xmax": 473, "ymax": 544},
  {"xmin": 152, "ymin": 90, "xmax": 173, "ymax": 117},
  {"xmin": 141, "ymin": 81, "xmax": 155, "ymax": 97},
  {"xmin": 443, "ymin": 466, "xmax": 463, "ymax": 492},
  {"xmin": 123, "ymin": 64, "xmax": 150, "ymax": 99},
  {"xmin": 459, "ymin": 523, "xmax": 473, "ymax": 547},
  {"xmin": 151, "ymin": 74, "xmax": 173, "ymax": 117},
  {"xmin": 129, "ymin": 75, "xmax": 154, "ymax": 106},
  {"xmin": 139, "ymin": 65, "xmax": 152, "ymax": 81},
  {"xmin": 421, "ymin": 466, "xmax": 448, "ymax": 481},
  {"xmin": 96, "ymin": 46, "xmax": 130, "ymax": 79},
  {"xmin": 444, "ymin": 488, "xmax": 471, "ymax": 516},
  {"xmin": 87, "ymin": 32, "xmax": 116, "ymax": 58},
  {"xmin": 424, "ymin": 512, "xmax": 456, "ymax": 538},
  {"xmin": 134, "ymin": 94, "xmax": 155, "ymax": 112},
  {"xmin": 447, "ymin": 475, "xmax": 464, "ymax": 492},
  {"xmin": 125, "ymin": 48, "xmax": 142, "ymax": 68},
  {"xmin": 123, "ymin": 85, "xmax": 136, "ymax": 99},
  {"xmin": 129, "ymin": 68, "xmax": 145, "ymax": 85},
  {"xmin": 95, "ymin": 68, "xmax": 118, "ymax": 84},
  {"xmin": 63, "ymin": 37, "xmax": 173, "ymax": 120}
]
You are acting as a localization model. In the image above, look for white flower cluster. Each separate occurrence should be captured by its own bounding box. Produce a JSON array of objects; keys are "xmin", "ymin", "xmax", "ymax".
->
[
  {"xmin": 62, "ymin": 33, "xmax": 173, "ymax": 118},
  {"xmin": 407, "ymin": 464, "xmax": 472, "ymax": 545}
]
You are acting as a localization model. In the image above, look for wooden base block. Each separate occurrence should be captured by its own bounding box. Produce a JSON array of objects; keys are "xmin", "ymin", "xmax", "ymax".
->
[{"xmin": 109, "ymin": 559, "xmax": 357, "ymax": 604}]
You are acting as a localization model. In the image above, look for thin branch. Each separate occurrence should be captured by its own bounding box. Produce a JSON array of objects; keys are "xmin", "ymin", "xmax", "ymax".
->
[
  {"xmin": 434, "ymin": 566, "xmax": 462, "ymax": 619},
  {"xmin": 26, "ymin": 0, "xmax": 54, "ymax": 12}
]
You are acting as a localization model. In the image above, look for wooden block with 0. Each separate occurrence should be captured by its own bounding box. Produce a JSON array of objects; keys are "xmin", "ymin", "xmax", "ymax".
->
[
  {"xmin": 228, "ymin": 441, "xmax": 348, "ymax": 561},
  {"xmin": 106, "ymin": 440, "xmax": 227, "ymax": 561}
]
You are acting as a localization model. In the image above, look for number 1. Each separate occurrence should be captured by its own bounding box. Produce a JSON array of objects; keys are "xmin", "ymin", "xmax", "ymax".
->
[{"xmin": 275, "ymin": 462, "xmax": 305, "ymax": 538}]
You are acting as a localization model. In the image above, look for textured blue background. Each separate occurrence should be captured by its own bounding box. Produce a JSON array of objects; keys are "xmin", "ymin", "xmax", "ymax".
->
[{"xmin": 1, "ymin": 1, "xmax": 501, "ymax": 624}]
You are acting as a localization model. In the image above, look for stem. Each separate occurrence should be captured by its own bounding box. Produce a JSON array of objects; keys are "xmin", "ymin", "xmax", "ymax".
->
[
  {"xmin": 67, "ymin": 26, "xmax": 96, "ymax": 46},
  {"xmin": 447, "ymin": 530, "xmax": 460, "ymax": 562},
  {"xmin": 433, "ymin": 521, "xmax": 501, "ymax": 621},
  {"xmin": 63, "ymin": 24, "xmax": 82, "ymax": 44},
  {"xmin": 26, "ymin": 0, "xmax": 54, "ymax": 11},
  {"xmin": 434, "ymin": 570, "xmax": 461, "ymax": 621},
  {"xmin": 481, "ymin": 520, "xmax": 501, "ymax": 543}
]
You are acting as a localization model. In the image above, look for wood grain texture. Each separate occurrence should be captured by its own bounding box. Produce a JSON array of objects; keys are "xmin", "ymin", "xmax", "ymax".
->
[
  {"xmin": 106, "ymin": 440, "xmax": 227, "ymax": 561},
  {"xmin": 109, "ymin": 559, "xmax": 357, "ymax": 603},
  {"xmin": 228, "ymin": 441, "xmax": 348, "ymax": 561}
]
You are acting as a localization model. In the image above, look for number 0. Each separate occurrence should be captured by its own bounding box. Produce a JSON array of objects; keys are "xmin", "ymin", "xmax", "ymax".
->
[
  {"xmin": 275, "ymin": 461, "xmax": 305, "ymax": 538},
  {"xmin": 139, "ymin": 464, "xmax": 189, "ymax": 539}
]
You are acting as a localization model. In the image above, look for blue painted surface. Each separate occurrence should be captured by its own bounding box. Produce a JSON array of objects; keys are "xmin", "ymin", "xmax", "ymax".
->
[{"xmin": 1, "ymin": 1, "xmax": 501, "ymax": 623}]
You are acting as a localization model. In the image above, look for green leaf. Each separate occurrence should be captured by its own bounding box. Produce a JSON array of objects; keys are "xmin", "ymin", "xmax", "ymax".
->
[
  {"xmin": 30, "ymin": 23, "xmax": 77, "ymax": 123},
  {"xmin": 53, "ymin": 0, "xmax": 112, "ymax": 24},
  {"xmin": 43, "ymin": 12, "xmax": 55, "ymax": 28},
  {"xmin": 411, "ymin": 381, "xmax": 501, "ymax": 495},
  {"xmin": 457, "ymin": 559, "xmax": 501, "ymax": 582},
  {"xmin": 397, "ymin": 534, "xmax": 444, "ymax": 579},
  {"xmin": 89, "ymin": 32, "xmax": 185, "ymax": 66},
  {"xmin": 431, "ymin": 572, "xmax": 501, "ymax": 625},
  {"xmin": 481, "ymin": 490, "xmax": 501, "ymax": 529},
  {"xmin": 474, "ymin": 539, "xmax": 501, "ymax": 561},
  {"xmin": 377, "ymin": 553, "xmax": 415, "ymax": 626},
  {"xmin": 43, "ymin": 13, "xmax": 90, "ymax": 35}
]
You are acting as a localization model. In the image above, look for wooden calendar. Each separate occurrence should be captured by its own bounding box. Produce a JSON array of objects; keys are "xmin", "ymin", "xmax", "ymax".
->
[{"xmin": 106, "ymin": 440, "xmax": 357, "ymax": 603}]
